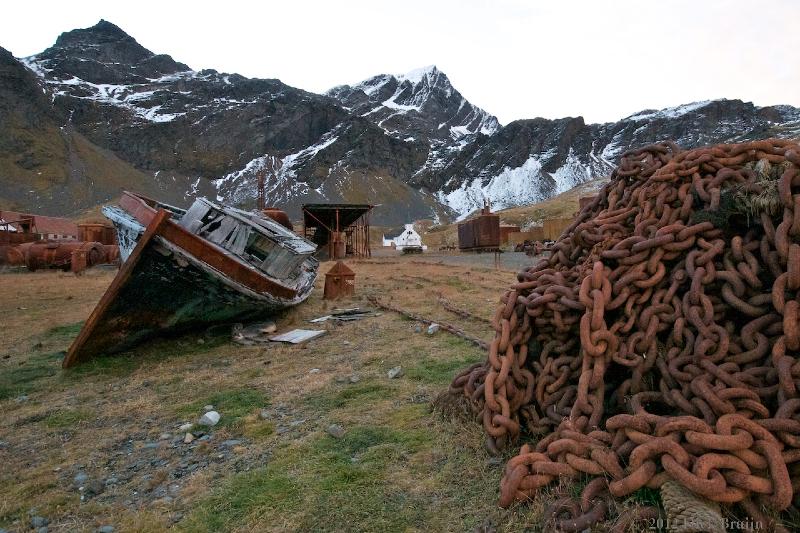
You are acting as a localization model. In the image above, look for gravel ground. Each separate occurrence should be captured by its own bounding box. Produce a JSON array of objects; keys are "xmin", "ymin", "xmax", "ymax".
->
[{"xmin": 372, "ymin": 249, "xmax": 543, "ymax": 272}]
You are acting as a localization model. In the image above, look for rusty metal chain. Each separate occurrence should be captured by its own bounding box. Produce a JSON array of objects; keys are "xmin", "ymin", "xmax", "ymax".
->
[
  {"xmin": 367, "ymin": 296, "xmax": 489, "ymax": 349},
  {"xmin": 449, "ymin": 139, "xmax": 800, "ymax": 526}
]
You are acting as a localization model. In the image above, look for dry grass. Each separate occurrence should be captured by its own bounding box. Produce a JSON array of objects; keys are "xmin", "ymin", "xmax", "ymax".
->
[{"xmin": 0, "ymin": 257, "xmax": 561, "ymax": 532}]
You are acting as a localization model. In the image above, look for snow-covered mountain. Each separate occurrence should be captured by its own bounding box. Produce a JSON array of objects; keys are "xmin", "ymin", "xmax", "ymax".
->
[
  {"xmin": 327, "ymin": 66, "xmax": 499, "ymax": 142},
  {"xmin": 2, "ymin": 20, "xmax": 799, "ymax": 223}
]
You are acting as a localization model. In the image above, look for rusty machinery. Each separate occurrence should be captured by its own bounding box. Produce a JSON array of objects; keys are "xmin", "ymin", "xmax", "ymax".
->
[
  {"xmin": 6, "ymin": 241, "xmax": 115, "ymax": 273},
  {"xmin": 448, "ymin": 139, "xmax": 800, "ymax": 531}
]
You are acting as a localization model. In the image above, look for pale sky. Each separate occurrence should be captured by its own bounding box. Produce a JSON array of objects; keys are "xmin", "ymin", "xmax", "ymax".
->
[{"xmin": 3, "ymin": 0, "xmax": 799, "ymax": 125}]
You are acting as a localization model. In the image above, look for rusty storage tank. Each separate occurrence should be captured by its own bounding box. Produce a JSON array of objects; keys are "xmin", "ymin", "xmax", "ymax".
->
[
  {"xmin": 330, "ymin": 231, "xmax": 347, "ymax": 259},
  {"xmin": 78, "ymin": 223, "xmax": 117, "ymax": 245},
  {"xmin": 261, "ymin": 208, "xmax": 293, "ymax": 231},
  {"xmin": 324, "ymin": 261, "xmax": 355, "ymax": 299},
  {"xmin": 458, "ymin": 214, "xmax": 500, "ymax": 251},
  {"xmin": 18, "ymin": 241, "xmax": 106, "ymax": 272}
]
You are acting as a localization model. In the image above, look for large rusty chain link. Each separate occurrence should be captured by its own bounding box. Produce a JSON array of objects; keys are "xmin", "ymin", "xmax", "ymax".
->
[{"xmin": 449, "ymin": 139, "xmax": 800, "ymax": 528}]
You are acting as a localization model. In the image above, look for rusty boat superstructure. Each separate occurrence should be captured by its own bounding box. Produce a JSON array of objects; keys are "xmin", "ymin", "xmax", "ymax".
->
[{"xmin": 63, "ymin": 192, "xmax": 318, "ymax": 368}]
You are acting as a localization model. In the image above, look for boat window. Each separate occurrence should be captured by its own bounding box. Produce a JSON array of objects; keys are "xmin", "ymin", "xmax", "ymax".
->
[{"xmin": 245, "ymin": 233, "xmax": 274, "ymax": 262}]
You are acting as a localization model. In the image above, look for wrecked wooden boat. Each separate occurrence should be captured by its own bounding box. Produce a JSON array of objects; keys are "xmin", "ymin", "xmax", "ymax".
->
[{"xmin": 63, "ymin": 192, "xmax": 318, "ymax": 368}]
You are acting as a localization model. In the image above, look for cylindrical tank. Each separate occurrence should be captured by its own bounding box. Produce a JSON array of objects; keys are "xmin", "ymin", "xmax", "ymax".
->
[
  {"xmin": 78, "ymin": 223, "xmax": 117, "ymax": 245},
  {"xmin": 333, "ymin": 241, "xmax": 346, "ymax": 259},
  {"xmin": 103, "ymin": 244, "xmax": 121, "ymax": 265},
  {"xmin": 18, "ymin": 241, "xmax": 106, "ymax": 271},
  {"xmin": 261, "ymin": 208, "xmax": 293, "ymax": 231}
]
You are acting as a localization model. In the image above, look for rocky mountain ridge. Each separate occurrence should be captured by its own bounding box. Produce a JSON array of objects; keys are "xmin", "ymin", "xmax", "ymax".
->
[{"xmin": 2, "ymin": 20, "xmax": 799, "ymax": 224}]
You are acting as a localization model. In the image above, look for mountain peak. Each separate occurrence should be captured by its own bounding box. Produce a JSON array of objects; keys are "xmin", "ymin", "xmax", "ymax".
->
[
  {"xmin": 32, "ymin": 20, "xmax": 189, "ymax": 83},
  {"xmin": 398, "ymin": 65, "xmax": 440, "ymax": 84},
  {"xmin": 327, "ymin": 65, "xmax": 499, "ymax": 143},
  {"xmin": 53, "ymin": 19, "xmax": 148, "ymax": 58}
]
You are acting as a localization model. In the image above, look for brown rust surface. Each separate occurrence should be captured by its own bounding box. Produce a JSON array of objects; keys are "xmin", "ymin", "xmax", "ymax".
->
[{"xmin": 449, "ymin": 139, "xmax": 800, "ymax": 528}]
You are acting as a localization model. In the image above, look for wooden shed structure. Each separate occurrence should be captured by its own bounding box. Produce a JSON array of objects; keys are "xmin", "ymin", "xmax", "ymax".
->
[{"xmin": 302, "ymin": 204, "xmax": 373, "ymax": 260}]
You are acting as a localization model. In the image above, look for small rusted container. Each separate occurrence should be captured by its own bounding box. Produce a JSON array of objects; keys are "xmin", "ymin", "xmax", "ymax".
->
[{"xmin": 323, "ymin": 261, "xmax": 355, "ymax": 299}]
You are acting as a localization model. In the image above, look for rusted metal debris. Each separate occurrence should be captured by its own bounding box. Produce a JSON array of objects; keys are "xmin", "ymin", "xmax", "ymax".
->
[
  {"xmin": 1, "ymin": 215, "xmax": 118, "ymax": 273},
  {"xmin": 63, "ymin": 192, "xmax": 319, "ymax": 368},
  {"xmin": 368, "ymin": 296, "xmax": 488, "ymax": 350},
  {"xmin": 5, "ymin": 241, "xmax": 118, "ymax": 273},
  {"xmin": 448, "ymin": 139, "xmax": 800, "ymax": 530},
  {"xmin": 435, "ymin": 292, "xmax": 491, "ymax": 324}
]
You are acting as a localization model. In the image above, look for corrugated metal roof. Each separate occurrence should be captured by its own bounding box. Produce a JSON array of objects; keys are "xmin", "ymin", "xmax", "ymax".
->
[{"xmin": 0, "ymin": 211, "xmax": 78, "ymax": 237}]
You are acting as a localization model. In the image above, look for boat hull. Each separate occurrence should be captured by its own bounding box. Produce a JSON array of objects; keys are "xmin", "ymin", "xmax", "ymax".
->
[{"xmin": 63, "ymin": 208, "xmax": 315, "ymax": 367}]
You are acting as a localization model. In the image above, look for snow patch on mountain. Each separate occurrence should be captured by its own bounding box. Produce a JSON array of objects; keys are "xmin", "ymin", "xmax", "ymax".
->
[
  {"xmin": 625, "ymin": 101, "xmax": 712, "ymax": 122},
  {"xmin": 437, "ymin": 155, "xmax": 551, "ymax": 219},
  {"xmin": 21, "ymin": 55, "xmax": 189, "ymax": 122},
  {"xmin": 214, "ymin": 126, "xmax": 343, "ymax": 205},
  {"xmin": 551, "ymin": 149, "xmax": 592, "ymax": 194}
]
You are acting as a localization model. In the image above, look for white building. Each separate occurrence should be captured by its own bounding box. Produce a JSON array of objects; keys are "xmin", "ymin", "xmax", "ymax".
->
[{"xmin": 382, "ymin": 224, "xmax": 427, "ymax": 251}]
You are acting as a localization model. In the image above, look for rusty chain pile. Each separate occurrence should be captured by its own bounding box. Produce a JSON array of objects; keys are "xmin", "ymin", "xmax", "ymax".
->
[{"xmin": 449, "ymin": 139, "xmax": 800, "ymax": 528}]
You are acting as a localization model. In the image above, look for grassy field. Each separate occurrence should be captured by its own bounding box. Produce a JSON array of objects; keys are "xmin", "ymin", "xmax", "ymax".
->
[{"xmin": 0, "ymin": 257, "xmax": 571, "ymax": 532}]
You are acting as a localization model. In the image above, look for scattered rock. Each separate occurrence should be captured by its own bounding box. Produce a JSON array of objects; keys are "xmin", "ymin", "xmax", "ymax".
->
[
  {"xmin": 73, "ymin": 472, "xmax": 88, "ymax": 487},
  {"xmin": 309, "ymin": 368, "xmax": 321, "ymax": 374},
  {"xmin": 335, "ymin": 376, "xmax": 347, "ymax": 383},
  {"xmin": 178, "ymin": 423, "xmax": 193, "ymax": 432},
  {"xmin": 327, "ymin": 424, "xmax": 345, "ymax": 439},
  {"xmin": 203, "ymin": 405, "xmax": 215, "ymax": 411},
  {"xmin": 159, "ymin": 433, "xmax": 171, "ymax": 440},
  {"xmin": 343, "ymin": 340, "xmax": 351, "ymax": 345},
  {"xmin": 98, "ymin": 526, "xmax": 115, "ymax": 533},
  {"xmin": 258, "ymin": 409, "xmax": 270, "ymax": 420},
  {"xmin": 414, "ymin": 324, "xmax": 422, "ymax": 333},
  {"xmin": 199, "ymin": 411, "xmax": 220, "ymax": 426},
  {"xmin": 349, "ymin": 374, "xmax": 361, "ymax": 383},
  {"xmin": 104, "ymin": 477, "xmax": 119, "ymax": 486},
  {"xmin": 289, "ymin": 419, "xmax": 306, "ymax": 427},
  {"xmin": 197, "ymin": 338, "xmax": 205, "ymax": 345},
  {"xmin": 14, "ymin": 394, "xmax": 29, "ymax": 403},
  {"xmin": 30, "ymin": 516, "xmax": 48, "ymax": 528},
  {"xmin": 85, "ymin": 479, "xmax": 105, "ymax": 497},
  {"xmin": 37, "ymin": 528, "xmax": 48, "ymax": 533},
  {"xmin": 276, "ymin": 426, "xmax": 290, "ymax": 435},
  {"xmin": 387, "ymin": 366, "xmax": 404, "ymax": 379},
  {"xmin": 260, "ymin": 321, "xmax": 277, "ymax": 334},
  {"xmin": 427, "ymin": 323, "xmax": 440, "ymax": 335},
  {"xmin": 143, "ymin": 442, "xmax": 160, "ymax": 450},
  {"xmin": 183, "ymin": 433, "xmax": 195, "ymax": 444},
  {"xmin": 198, "ymin": 435, "xmax": 211, "ymax": 442}
]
